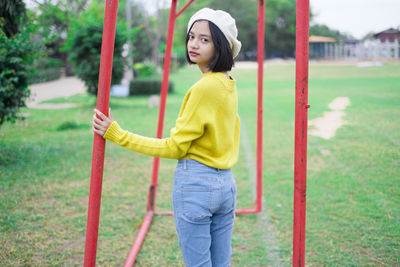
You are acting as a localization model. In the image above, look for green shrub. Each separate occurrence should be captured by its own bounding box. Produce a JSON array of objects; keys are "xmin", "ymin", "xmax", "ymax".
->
[
  {"xmin": 0, "ymin": 26, "xmax": 37, "ymax": 126},
  {"xmin": 36, "ymin": 57, "xmax": 63, "ymax": 69},
  {"xmin": 133, "ymin": 62, "xmax": 156, "ymax": 78},
  {"xmin": 129, "ymin": 79, "xmax": 174, "ymax": 95},
  {"xmin": 28, "ymin": 68, "xmax": 62, "ymax": 84},
  {"xmin": 28, "ymin": 57, "xmax": 63, "ymax": 84}
]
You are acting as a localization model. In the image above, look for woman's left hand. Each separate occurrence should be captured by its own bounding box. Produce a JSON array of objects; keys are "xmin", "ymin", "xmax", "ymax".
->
[{"xmin": 92, "ymin": 108, "xmax": 114, "ymax": 137}]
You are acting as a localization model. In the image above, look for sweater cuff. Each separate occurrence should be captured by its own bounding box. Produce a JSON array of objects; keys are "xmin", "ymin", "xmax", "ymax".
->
[{"xmin": 104, "ymin": 121, "xmax": 123, "ymax": 143}]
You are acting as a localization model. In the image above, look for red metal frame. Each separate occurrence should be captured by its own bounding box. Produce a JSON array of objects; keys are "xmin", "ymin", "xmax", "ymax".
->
[
  {"xmin": 235, "ymin": 0, "xmax": 265, "ymax": 215},
  {"xmin": 83, "ymin": 0, "xmax": 118, "ymax": 266},
  {"xmin": 123, "ymin": 0, "xmax": 181, "ymax": 265},
  {"xmin": 124, "ymin": 2, "xmax": 266, "ymax": 265},
  {"xmin": 293, "ymin": 0, "xmax": 310, "ymax": 266},
  {"xmin": 84, "ymin": 0, "xmax": 310, "ymax": 266}
]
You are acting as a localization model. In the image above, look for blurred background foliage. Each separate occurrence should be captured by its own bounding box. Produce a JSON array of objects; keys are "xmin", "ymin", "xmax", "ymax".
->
[
  {"xmin": 2, "ymin": 0, "xmax": 355, "ymax": 82},
  {"xmin": 0, "ymin": 0, "xmax": 38, "ymax": 126},
  {"xmin": 0, "ymin": 0, "xmax": 354, "ymax": 125},
  {"xmin": 20, "ymin": 0, "xmax": 353, "ymax": 79}
]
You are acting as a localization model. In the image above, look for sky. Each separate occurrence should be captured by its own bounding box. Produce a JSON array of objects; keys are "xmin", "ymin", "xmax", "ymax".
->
[{"xmin": 310, "ymin": 0, "xmax": 400, "ymax": 39}]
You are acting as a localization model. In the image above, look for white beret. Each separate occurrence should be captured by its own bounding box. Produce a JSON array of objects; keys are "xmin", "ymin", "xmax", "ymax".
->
[{"xmin": 187, "ymin": 8, "xmax": 242, "ymax": 59}]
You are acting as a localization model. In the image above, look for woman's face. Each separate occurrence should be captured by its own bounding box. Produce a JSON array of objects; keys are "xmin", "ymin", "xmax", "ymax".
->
[{"xmin": 187, "ymin": 20, "xmax": 215, "ymax": 72}]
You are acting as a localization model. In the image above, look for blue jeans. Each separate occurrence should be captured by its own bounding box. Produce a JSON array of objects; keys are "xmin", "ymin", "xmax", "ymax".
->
[{"xmin": 172, "ymin": 159, "xmax": 237, "ymax": 267}]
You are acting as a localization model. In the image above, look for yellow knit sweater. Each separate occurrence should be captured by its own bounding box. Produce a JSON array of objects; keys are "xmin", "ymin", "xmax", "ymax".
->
[{"xmin": 103, "ymin": 72, "xmax": 240, "ymax": 169}]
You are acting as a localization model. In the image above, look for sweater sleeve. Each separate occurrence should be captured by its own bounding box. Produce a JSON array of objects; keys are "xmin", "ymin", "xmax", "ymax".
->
[{"xmin": 103, "ymin": 85, "xmax": 207, "ymax": 159}]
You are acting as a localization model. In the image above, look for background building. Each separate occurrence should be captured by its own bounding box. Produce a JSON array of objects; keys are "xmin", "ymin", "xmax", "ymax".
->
[{"xmin": 309, "ymin": 28, "xmax": 400, "ymax": 60}]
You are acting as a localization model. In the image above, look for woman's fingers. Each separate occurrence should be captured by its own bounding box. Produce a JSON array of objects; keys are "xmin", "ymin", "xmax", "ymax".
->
[
  {"xmin": 94, "ymin": 109, "xmax": 107, "ymax": 120},
  {"xmin": 92, "ymin": 126, "xmax": 104, "ymax": 136},
  {"xmin": 93, "ymin": 115, "xmax": 104, "ymax": 125},
  {"xmin": 92, "ymin": 108, "xmax": 114, "ymax": 137},
  {"xmin": 92, "ymin": 114, "xmax": 108, "ymax": 135},
  {"xmin": 109, "ymin": 108, "xmax": 114, "ymax": 120},
  {"xmin": 94, "ymin": 109, "xmax": 103, "ymax": 117},
  {"xmin": 94, "ymin": 108, "xmax": 114, "ymax": 124},
  {"xmin": 92, "ymin": 115, "xmax": 102, "ymax": 127},
  {"xmin": 92, "ymin": 121, "xmax": 103, "ymax": 131}
]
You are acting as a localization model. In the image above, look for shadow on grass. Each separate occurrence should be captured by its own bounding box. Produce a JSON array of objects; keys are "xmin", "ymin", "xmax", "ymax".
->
[{"xmin": 56, "ymin": 121, "xmax": 90, "ymax": 131}]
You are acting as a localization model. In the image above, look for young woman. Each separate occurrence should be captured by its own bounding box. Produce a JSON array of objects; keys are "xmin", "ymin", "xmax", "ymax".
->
[{"xmin": 92, "ymin": 8, "xmax": 241, "ymax": 266}]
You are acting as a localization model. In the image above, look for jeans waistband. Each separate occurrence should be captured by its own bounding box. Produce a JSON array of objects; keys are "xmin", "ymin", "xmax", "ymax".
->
[{"xmin": 177, "ymin": 159, "xmax": 230, "ymax": 173}]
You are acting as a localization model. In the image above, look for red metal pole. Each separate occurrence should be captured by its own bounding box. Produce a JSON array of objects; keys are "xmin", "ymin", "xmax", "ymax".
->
[
  {"xmin": 125, "ymin": 0, "xmax": 265, "ymax": 261},
  {"xmin": 84, "ymin": 0, "xmax": 118, "ymax": 266},
  {"xmin": 255, "ymin": 0, "xmax": 265, "ymax": 213},
  {"xmin": 293, "ymin": 0, "xmax": 310, "ymax": 266},
  {"xmin": 123, "ymin": 0, "xmax": 179, "ymax": 265},
  {"xmin": 176, "ymin": 0, "xmax": 195, "ymax": 18},
  {"xmin": 123, "ymin": 213, "xmax": 153, "ymax": 267},
  {"xmin": 147, "ymin": 0, "xmax": 178, "ymax": 213}
]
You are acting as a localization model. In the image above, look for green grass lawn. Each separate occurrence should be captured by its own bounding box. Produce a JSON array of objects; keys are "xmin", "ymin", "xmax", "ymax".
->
[{"xmin": 1, "ymin": 62, "xmax": 399, "ymax": 266}]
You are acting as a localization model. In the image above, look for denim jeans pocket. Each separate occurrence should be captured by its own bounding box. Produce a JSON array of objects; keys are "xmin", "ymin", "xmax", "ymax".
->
[{"xmin": 180, "ymin": 185, "xmax": 212, "ymax": 221}]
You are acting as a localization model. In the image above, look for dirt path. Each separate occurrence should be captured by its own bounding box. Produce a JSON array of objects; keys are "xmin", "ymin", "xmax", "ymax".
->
[
  {"xmin": 27, "ymin": 76, "xmax": 86, "ymax": 109},
  {"xmin": 308, "ymin": 97, "xmax": 351, "ymax": 139}
]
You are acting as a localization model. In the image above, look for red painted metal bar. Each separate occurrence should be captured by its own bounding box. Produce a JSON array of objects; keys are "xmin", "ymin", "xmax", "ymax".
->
[
  {"xmin": 155, "ymin": 211, "xmax": 174, "ymax": 216},
  {"xmin": 293, "ymin": 0, "xmax": 310, "ymax": 266},
  {"xmin": 125, "ymin": 0, "xmax": 267, "ymax": 263},
  {"xmin": 123, "ymin": 212, "xmax": 153, "ymax": 267},
  {"xmin": 235, "ymin": 0, "xmax": 265, "ymax": 215},
  {"xmin": 123, "ymin": 0, "xmax": 181, "ymax": 265},
  {"xmin": 147, "ymin": 0, "xmax": 178, "ymax": 213},
  {"xmin": 236, "ymin": 208, "xmax": 257, "ymax": 214},
  {"xmin": 84, "ymin": 0, "xmax": 119, "ymax": 266},
  {"xmin": 176, "ymin": 0, "xmax": 195, "ymax": 18},
  {"xmin": 256, "ymin": 0, "xmax": 265, "ymax": 213},
  {"xmin": 157, "ymin": 207, "xmax": 258, "ymax": 217},
  {"xmin": 158, "ymin": 0, "xmax": 265, "ymax": 216}
]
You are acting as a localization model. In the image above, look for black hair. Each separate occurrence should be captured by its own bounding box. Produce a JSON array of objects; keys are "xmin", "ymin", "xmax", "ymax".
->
[{"xmin": 186, "ymin": 20, "xmax": 234, "ymax": 72}]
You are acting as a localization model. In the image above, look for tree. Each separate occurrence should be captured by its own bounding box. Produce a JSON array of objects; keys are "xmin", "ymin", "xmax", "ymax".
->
[
  {"xmin": 124, "ymin": 1, "xmax": 153, "ymax": 63},
  {"xmin": 127, "ymin": 0, "xmax": 171, "ymax": 67},
  {"xmin": 263, "ymin": 0, "xmax": 299, "ymax": 58},
  {"xmin": 144, "ymin": 1, "xmax": 170, "ymax": 67},
  {"xmin": 0, "ymin": 1, "xmax": 38, "ymax": 126},
  {"xmin": 66, "ymin": 1, "xmax": 126, "ymax": 95},
  {"xmin": 27, "ymin": 0, "xmax": 90, "ymax": 75},
  {"xmin": 67, "ymin": 23, "xmax": 126, "ymax": 95},
  {"xmin": 209, "ymin": 0, "xmax": 258, "ymax": 59},
  {"xmin": 173, "ymin": 0, "xmax": 299, "ymax": 59},
  {"xmin": 310, "ymin": 23, "xmax": 353, "ymax": 41},
  {"xmin": 0, "ymin": 0, "xmax": 27, "ymax": 37}
]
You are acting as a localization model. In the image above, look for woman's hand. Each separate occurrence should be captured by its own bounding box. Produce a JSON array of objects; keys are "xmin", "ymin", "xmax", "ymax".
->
[{"xmin": 92, "ymin": 108, "xmax": 114, "ymax": 137}]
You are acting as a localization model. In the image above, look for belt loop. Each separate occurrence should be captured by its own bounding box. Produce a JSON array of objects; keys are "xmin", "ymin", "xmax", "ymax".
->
[{"xmin": 184, "ymin": 159, "xmax": 187, "ymax": 170}]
